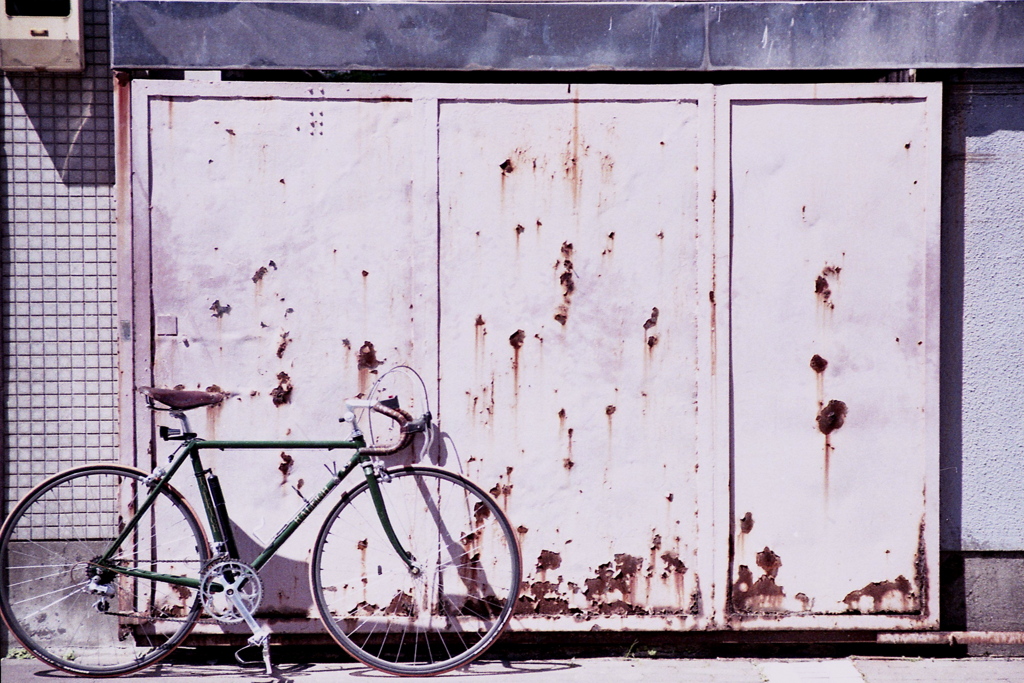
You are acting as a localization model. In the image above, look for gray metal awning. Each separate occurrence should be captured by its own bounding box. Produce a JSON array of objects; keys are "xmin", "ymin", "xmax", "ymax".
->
[{"xmin": 110, "ymin": 1, "xmax": 1024, "ymax": 71}]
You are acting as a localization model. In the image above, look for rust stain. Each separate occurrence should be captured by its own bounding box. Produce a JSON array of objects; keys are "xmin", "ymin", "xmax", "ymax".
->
[
  {"xmin": 270, "ymin": 372, "xmax": 293, "ymax": 406},
  {"xmin": 500, "ymin": 159, "xmax": 515, "ymax": 174},
  {"xmin": 276, "ymin": 331, "xmax": 291, "ymax": 359},
  {"xmin": 472, "ymin": 501, "xmax": 491, "ymax": 528},
  {"xmin": 581, "ymin": 554, "xmax": 648, "ymax": 615},
  {"xmin": 209, "ymin": 300, "xmax": 232, "ymax": 318},
  {"xmin": 554, "ymin": 242, "xmax": 575, "ymax": 325},
  {"xmin": 509, "ymin": 329, "xmax": 525, "ymax": 395},
  {"xmin": 516, "ymin": 579, "xmax": 569, "ymax": 616},
  {"xmin": 689, "ymin": 576, "xmax": 703, "ymax": 616},
  {"xmin": 739, "ymin": 512, "xmax": 754, "ymax": 534},
  {"xmin": 564, "ymin": 426, "xmax": 575, "ymax": 470},
  {"xmin": 643, "ymin": 307, "xmax": 659, "ymax": 330},
  {"xmin": 278, "ymin": 452, "xmax": 294, "ymax": 484},
  {"xmin": 817, "ymin": 399, "xmax": 847, "ymax": 434},
  {"xmin": 566, "ymin": 97, "xmax": 582, "ymax": 206},
  {"xmin": 816, "ymin": 265, "xmax": 842, "ymax": 309},
  {"xmin": 843, "ymin": 575, "xmax": 914, "ymax": 613},
  {"xmin": 732, "ymin": 547, "xmax": 787, "ymax": 613},
  {"xmin": 474, "ymin": 316, "xmax": 487, "ymax": 363},
  {"xmin": 252, "ymin": 266, "xmax": 268, "ymax": 283},
  {"xmin": 810, "ymin": 354, "xmax": 828, "ymax": 373},
  {"xmin": 357, "ymin": 341, "xmax": 383, "ymax": 392},
  {"xmin": 660, "ymin": 551, "xmax": 686, "ymax": 575},
  {"xmin": 536, "ymin": 550, "xmax": 562, "ymax": 572},
  {"xmin": 601, "ymin": 231, "xmax": 616, "ymax": 257},
  {"xmin": 757, "ymin": 547, "xmax": 782, "ymax": 576},
  {"xmin": 489, "ymin": 480, "xmax": 513, "ymax": 509},
  {"xmin": 914, "ymin": 517, "xmax": 929, "ymax": 617},
  {"xmin": 815, "ymin": 275, "xmax": 831, "ymax": 300}
]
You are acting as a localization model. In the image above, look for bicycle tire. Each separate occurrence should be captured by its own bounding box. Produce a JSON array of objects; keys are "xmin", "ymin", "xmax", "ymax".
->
[
  {"xmin": 311, "ymin": 466, "xmax": 522, "ymax": 676},
  {"xmin": 0, "ymin": 464, "xmax": 210, "ymax": 676}
]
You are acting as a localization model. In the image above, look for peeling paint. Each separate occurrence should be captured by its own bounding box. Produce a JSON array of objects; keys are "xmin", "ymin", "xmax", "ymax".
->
[
  {"xmin": 209, "ymin": 299, "xmax": 232, "ymax": 317},
  {"xmin": 278, "ymin": 452, "xmax": 294, "ymax": 484},
  {"xmin": 842, "ymin": 575, "xmax": 914, "ymax": 613},
  {"xmin": 809, "ymin": 354, "xmax": 828, "ymax": 373},
  {"xmin": 554, "ymin": 242, "xmax": 575, "ymax": 325},
  {"xmin": 270, "ymin": 372, "xmax": 293, "ymax": 406},
  {"xmin": 536, "ymin": 550, "xmax": 562, "ymax": 572},
  {"xmin": 816, "ymin": 399, "xmax": 848, "ymax": 434},
  {"xmin": 276, "ymin": 331, "xmax": 291, "ymax": 359},
  {"xmin": 356, "ymin": 341, "xmax": 382, "ymax": 371},
  {"xmin": 732, "ymin": 547, "xmax": 787, "ymax": 613},
  {"xmin": 643, "ymin": 307, "xmax": 659, "ymax": 330}
]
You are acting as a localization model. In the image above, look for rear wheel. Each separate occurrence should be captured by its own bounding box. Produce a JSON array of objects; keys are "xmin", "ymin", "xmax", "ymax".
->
[
  {"xmin": 0, "ymin": 465, "xmax": 210, "ymax": 675},
  {"xmin": 311, "ymin": 466, "xmax": 521, "ymax": 675}
]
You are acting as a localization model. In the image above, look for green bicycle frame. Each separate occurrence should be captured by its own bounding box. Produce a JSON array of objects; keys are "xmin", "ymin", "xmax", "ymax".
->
[{"xmin": 97, "ymin": 435, "xmax": 418, "ymax": 588}]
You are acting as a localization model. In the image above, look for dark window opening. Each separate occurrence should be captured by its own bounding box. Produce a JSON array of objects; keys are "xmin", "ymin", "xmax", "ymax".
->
[{"xmin": 6, "ymin": 0, "xmax": 71, "ymax": 17}]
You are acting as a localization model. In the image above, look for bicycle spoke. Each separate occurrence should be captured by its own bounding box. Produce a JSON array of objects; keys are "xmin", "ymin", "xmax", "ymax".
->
[
  {"xmin": 312, "ymin": 467, "xmax": 520, "ymax": 675},
  {"xmin": 0, "ymin": 466, "xmax": 208, "ymax": 676}
]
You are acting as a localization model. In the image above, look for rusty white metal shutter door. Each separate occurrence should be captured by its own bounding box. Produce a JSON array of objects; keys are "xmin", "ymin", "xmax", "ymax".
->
[
  {"xmin": 124, "ymin": 81, "xmax": 939, "ymax": 631},
  {"xmin": 721, "ymin": 83, "xmax": 941, "ymax": 629}
]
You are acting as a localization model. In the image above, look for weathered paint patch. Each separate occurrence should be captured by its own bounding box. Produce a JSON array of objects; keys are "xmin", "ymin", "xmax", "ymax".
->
[
  {"xmin": 536, "ymin": 550, "xmax": 562, "ymax": 572},
  {"xmin": 278, "ymin": 451, "xmax": 294, "ymax": 484},
  {"xmin": 809, "ymin": 354, "xmax": 828, "ymax": 373},
  {"xmin": 842, "ymin": 575, "xmax": 914, "ymax": 613},
  {"xmin": 276, "ymin": 331, "xmax": 291, "ymax": 358},
  {"xmin": 209, "ymin": 299, "xmax": 232, "ymax": 317},
  {"xmin": 816, "ymin": 399, "xmax": 848, "ymax": 435},
  {"xmin": 270, "ymin": 371, "xmax": 292, "ymax": 406},
  {"xmin": 732, "ymin": 547, "xmax": 787, "ymax": 613}
]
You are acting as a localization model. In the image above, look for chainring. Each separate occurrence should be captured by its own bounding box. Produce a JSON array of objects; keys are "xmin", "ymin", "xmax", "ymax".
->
[{"xmin": 199, "ymin": 559, "xmax": 263, "ymax": 624}]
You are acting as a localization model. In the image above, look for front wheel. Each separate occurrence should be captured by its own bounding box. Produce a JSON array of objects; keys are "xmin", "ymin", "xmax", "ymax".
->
[
  {"xmin": 0, "ymin": 465, "xmax": 210, "ymax": 675},
  {"xmin": 311, "ymin": 466, "xmax": 521, "ymax": 675}
]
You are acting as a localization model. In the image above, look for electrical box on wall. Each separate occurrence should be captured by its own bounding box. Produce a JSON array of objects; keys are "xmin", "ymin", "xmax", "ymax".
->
[{"xmin": 1, "ymin": 0, "xmax": 84, "ymax": 72}]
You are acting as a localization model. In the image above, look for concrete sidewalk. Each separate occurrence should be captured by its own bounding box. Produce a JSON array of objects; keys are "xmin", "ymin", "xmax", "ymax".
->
[{"xmin": 3, "ymin": 656, "xmax": 1024, "ymax": 682}]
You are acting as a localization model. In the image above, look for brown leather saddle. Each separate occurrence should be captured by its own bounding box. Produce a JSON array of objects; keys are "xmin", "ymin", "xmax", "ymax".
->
[{"xmin": 139, "ymin": 386, "xmax": 227, "ymax": 411}]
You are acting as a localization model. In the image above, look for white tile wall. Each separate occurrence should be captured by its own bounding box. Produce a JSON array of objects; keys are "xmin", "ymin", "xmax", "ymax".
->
[{"xmin": 2, "ymin": 0, "xmax": 118, "ymax": 510}]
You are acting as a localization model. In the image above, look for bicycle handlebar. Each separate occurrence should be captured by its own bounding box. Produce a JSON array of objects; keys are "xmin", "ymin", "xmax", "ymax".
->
[{"xmin": 357, "ymin": 402, "xmax": 418, "ymax": 456}]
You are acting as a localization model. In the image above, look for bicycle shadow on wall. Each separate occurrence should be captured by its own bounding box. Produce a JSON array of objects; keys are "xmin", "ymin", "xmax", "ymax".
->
[{"xmin": 230, "ymin": 523, "xmax": 316, "ymax": 622}]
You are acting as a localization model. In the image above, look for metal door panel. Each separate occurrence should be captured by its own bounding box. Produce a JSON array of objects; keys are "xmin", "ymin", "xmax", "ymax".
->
[
  {"xmin": 437, "ymin": 96, "xmax": 711, "ymax": 625},
  {"xmin": 725, "ymin": 86, "xmax": 941, "ymax": 626},
  {"xmin": 141, "ymin": 89, "xmax": 435, "ymax": 617}
]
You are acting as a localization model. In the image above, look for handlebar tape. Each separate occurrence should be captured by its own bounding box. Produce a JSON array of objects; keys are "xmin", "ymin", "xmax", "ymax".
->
[{"xmin": 358, "ymin": 402, "xmax": 416, "ymax": 455}]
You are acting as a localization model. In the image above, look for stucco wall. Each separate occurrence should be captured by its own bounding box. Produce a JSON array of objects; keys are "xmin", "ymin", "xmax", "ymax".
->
[{"xmin": 942, "ymin": 80, "xmax": 1024, "ymax": 553}]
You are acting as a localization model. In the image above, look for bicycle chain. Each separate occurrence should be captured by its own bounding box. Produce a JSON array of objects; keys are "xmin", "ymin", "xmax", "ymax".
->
[{"xmin": 92, "ymin": 556, "xmax": 232, "ymax": 625}]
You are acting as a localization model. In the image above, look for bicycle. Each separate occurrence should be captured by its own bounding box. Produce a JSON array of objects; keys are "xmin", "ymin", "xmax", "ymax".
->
[{"xmin": 0, "ymin": 367, "xmax": 522, "ymax": 677}]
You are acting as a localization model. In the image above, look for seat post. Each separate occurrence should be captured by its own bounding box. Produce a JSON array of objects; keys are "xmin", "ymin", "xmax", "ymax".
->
[{"xmin": 170, "ymin": 409, "xmax": 192, "ymax": 435}]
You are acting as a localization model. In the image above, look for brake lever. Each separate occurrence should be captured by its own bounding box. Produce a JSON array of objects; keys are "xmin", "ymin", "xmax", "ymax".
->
[{"xmin": 401, "ymin": 412, "xmax": 432, "ymax": 434}]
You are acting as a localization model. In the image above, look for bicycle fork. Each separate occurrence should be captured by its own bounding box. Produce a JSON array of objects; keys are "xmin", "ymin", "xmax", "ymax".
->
[{"xmin": 363, "ymin": 461, "xmax": 421, "ymax": 575}]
